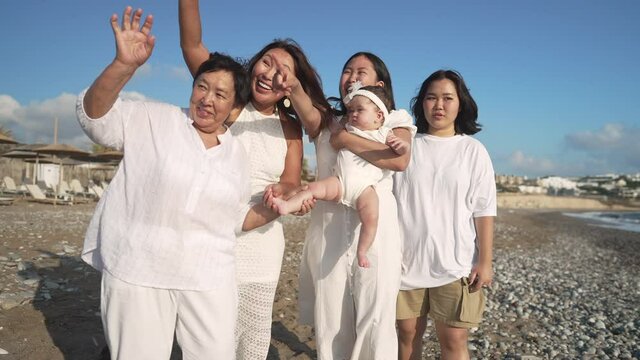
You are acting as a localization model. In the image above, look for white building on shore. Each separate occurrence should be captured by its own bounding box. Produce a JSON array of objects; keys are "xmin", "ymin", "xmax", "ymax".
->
[{"xmin": 537, "ymin": 176, "xmax": 580, "ymax": 196}]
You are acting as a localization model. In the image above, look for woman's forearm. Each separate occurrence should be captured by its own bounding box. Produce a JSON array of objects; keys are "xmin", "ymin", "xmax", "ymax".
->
[
  {"xmin": 289, "ymin": 86, "xmax": 323, "ymax": 138},
  {"xmin": 474, "ymin": 216, "xmax": 494, "ymax": 266},
  {"xmin": 242, "ymin": 203, "xmax": 280, "ymax": 231},
  {"xmin": 339, "ymin": 128, "xmax": 412, "ymax": 171},
  {"xmin": 84, "ymin": 60, "xmax": 136, "ymax": 119},
  {"xmin": 179, "ymin": 0, "xmax": 210, "ymax": 76}
]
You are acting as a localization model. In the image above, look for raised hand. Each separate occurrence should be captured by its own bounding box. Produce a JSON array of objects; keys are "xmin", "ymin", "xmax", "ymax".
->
[
  {"xmin": 272, "ymin": 58, "xmax": 300, "ymax": 99},
  {"xmin": 111, "ymin": 7, "xmax": 155, "ymax": 70}
]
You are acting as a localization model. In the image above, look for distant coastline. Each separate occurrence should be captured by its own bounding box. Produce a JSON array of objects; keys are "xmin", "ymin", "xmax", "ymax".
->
[{"xmin": 497, "ymin": 193, "xmax": 639, "ymax": 210}]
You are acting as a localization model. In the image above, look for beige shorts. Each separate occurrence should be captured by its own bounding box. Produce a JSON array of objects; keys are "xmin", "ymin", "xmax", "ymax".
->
[{"xmin": 396, "ymin": 277, "xmax": 486, "ymax": 328}]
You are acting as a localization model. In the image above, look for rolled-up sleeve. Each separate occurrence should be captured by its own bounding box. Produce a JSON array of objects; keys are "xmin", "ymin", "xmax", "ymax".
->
[
  {"xmin": 385, "ymin": 109, "xmax": 417, "ymax": 137},
  {"xmin": 76, "ymin": 89, "xmax": 134, "ymax": 151}
]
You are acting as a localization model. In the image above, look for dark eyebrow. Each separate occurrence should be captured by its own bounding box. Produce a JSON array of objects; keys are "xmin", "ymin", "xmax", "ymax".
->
[{"xmin": 426, "ymin": 92, "xmax": 456, "ymax": 96}]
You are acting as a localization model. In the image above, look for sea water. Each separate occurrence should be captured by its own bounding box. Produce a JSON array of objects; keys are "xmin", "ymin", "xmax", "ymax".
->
[{"xmin": 563, "ymin": 211, "xmax": 640, "ymax": 233}]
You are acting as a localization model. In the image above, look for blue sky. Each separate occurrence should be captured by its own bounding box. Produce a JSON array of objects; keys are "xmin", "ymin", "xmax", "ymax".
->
[{"xmin": 1, "ymin": 1, "xmax": 639, "ymax": 178}]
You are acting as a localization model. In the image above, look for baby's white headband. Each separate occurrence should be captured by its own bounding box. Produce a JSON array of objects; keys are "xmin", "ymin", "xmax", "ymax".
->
[{"xmin": 343, "ymin": 82, "xmax": 389, "ymax": 118}]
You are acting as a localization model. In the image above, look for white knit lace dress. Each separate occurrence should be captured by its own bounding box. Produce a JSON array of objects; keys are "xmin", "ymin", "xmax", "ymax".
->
[{"xmin": 230, "ymin": 102, "xmax": 287, "ymax": 359}]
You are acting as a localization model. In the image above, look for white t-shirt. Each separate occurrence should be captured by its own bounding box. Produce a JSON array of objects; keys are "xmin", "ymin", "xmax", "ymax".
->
[
  {"xmin": 393, "ymin": 134, "xmax": 496, "ymax": 289},
  {"xmin": 76, "ymin": 91, "xmax": 250, "ymax": 291}
]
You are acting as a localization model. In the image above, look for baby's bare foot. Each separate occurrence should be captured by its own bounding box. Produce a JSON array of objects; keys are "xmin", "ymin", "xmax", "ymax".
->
[{"xmin": 271, "ymin": 197, "xmax": 292, "ymax": 215}]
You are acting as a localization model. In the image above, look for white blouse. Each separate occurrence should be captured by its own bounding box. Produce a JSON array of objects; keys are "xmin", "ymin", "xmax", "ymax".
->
[{"xmin": 76, "ymin": 92, "xmax": 250, "ymax": 291}]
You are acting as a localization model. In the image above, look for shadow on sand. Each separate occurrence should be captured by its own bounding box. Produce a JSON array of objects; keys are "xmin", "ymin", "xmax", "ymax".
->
[
  {"xmin": 19, "ymin": 251, "xmax": 105, "ymax": 359},
  {"xmin": 22, "ymin": 252, "xmax": 316, "ymax": 359}
]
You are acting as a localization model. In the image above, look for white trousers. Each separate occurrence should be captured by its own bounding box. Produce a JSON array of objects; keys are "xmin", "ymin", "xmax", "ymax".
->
[{"xmin": 101, "ymin": 271, "xmax": 237, "ymax": 360}]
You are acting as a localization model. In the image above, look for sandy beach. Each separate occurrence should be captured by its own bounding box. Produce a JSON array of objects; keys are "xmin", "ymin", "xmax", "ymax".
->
[{"xmin": 0, "ymin": 196, "xmax": 639, "ymax": 359}]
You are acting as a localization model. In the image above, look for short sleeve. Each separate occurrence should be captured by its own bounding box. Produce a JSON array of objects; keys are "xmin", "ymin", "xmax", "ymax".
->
[
  {"xmin": 471, "ymin": 144, "xmax": 497, "ymax": 217},
  {"xmin": 385, "ymin": 109, "xmax": 417, "ymax": 138},
  {"xmin": 76, "ymin": 89, "xmax": 138, "ymax": 151}
]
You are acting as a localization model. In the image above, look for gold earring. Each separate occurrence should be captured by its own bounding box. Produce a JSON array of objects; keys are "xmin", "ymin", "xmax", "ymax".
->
[{"xmin": 283, "ymin": 98, "xmax": 291, "ymax": 108}]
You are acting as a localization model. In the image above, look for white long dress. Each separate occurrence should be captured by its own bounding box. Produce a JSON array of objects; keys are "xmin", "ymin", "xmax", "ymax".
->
[
  {"xmin": 298, "ymin": 114, "xmax": 410, "ymax": 359},
  {"xmin": 231, "ymin": 103, "xmax": 287, "ymax": 359}
]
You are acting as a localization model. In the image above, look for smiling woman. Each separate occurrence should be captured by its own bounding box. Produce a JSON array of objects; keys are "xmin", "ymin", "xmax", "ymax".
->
[
  {"xmin": 188, "ymin": 55, "xmax": 250, "ymax": 147},
  {"xmin": 179, "ymin": 1, "xmax": 331, "ymax": 358},
  {"xmin": 75, "ymin": 7, "xmax": 263, "ymax": 359}
]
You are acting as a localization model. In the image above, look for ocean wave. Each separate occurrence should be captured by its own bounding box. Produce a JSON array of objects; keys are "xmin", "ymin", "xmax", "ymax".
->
[{"xmin": 563, "ymin": 211, "xmax": 640, "ymax": 233}]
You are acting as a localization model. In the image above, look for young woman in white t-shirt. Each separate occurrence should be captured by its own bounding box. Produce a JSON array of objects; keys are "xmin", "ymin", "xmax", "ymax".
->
[{"xmin": 393, "ymin": 69, "xmax": 497, "ymax": 360}]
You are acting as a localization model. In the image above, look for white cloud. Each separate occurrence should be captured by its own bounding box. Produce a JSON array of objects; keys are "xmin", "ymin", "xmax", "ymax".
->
[
  {"xmin": 169, "ymin": 66, "xmax": 192, "ymax": 81},
  {"xmin": 565, "ymin": 123, "xmax": 626, "ymax": 150},
  {"xmin": 0, "ymin": 95, "xmax": 20, "ymax": 120},
  {"xmin": 129, "ymin": 63, "xmax": 191, "ymax": 82},
  {"xmin": 507, "ymin": 150, "xmax": 557, "ymax": 176},
  {"xmin": 0, "ymin": 91, "xmax": 152, "ymax": 150},
  {"xmin": 565, "ymin": 122, "xmax": 640, "ymax": 171},
  {"xmin": 502, "ymin": 123, "xmax": 640, "ymax": 177}
]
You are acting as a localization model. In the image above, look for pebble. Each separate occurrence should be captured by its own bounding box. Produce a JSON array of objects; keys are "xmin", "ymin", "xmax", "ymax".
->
[
  {"xmin": 436, "ymin": 215, "xmax": 640, "ymax": 359},
  {"xmin": 0, "ymin": 206, "xmax": 93, "ymax": 312},
  {"xmin": 1, "ymin": 202, "xmax": 639, "ymax": 359}
]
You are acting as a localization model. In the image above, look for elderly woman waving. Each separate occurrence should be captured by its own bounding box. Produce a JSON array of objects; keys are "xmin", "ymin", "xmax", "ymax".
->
[{"xmin": 77, "ymin": 7, "xmax": 263, "ymax": 359}]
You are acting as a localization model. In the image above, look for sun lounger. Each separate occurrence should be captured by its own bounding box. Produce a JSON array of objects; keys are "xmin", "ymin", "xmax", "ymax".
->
[
  {"xmin": 25, "ymin": 184, "xmax": 72, "ymax": 205},
  {"xmin": 1, "ymin": 176, "xmax": 27, "ymax": 196},
  {"xmin": 89, "ymin": 185, "xmax": 104, "ymax": 199},
  {"xmin": 0, "ymin": 197, "xmax": 15, "ymax": 206},
  {"xmin": 54, "ymin": 181, "xmax": 91, "ymax": 204},
  {"xmin": 69, "ymin": 179, "xmax": 95, "ymax": 198},
  {"xmin": 59, "ymin": 180, "xmax": 72, "ymax": 194}
]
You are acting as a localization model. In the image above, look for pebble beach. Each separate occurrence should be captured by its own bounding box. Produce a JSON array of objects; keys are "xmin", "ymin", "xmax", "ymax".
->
[{"xmin": 0, "ymin": 198, "xmax": 639, "ymax": 359}]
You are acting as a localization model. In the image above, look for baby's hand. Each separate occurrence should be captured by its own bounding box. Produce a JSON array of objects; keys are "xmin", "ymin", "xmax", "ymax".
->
[{"xmin": 386, "ymin": 131, "xmax": 409, "ymax": 155}]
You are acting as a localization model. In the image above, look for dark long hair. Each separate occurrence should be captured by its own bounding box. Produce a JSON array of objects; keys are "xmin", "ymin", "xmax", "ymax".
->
[
  {"xmin": 246, "ymin": 39, "xmax": 330, "ymax": 127},
  {"xmin": 330, "ymin": 52, "xmax": 396, "ymax": 116},
  {"xmin": 411, "ymin": 69, "xmax": 481, "ymax": 135}
]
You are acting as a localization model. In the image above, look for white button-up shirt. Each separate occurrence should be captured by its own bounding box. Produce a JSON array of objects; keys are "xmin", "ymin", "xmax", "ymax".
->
[{"xmin": 76, "ymin": 91, "xmax": 250, "ymax": 291}]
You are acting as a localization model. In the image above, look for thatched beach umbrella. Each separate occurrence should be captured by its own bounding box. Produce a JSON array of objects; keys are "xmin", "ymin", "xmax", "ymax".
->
[
  {"xmin": 94, "ymin": 150, "xmax": 124, "ymax": 163},
  {"xmin": 70, "ymin": 150, "xmax": 122, "ymax": 184},
  {"xmin": 1, "ymin": 146, "xmax": 51, "ymax": 184},
  {"xmin": 0, "ymin": 133, "xmax": 18, "ymax": 144},
  {"xmin": 33, "ymin": 143, "xmax": 89, "ymax": 204}
]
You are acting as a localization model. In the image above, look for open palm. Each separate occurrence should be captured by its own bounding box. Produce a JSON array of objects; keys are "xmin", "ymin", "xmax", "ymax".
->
[{"xmin": 111, "ymin": 7, "xmax": 155, "ymax": 68}]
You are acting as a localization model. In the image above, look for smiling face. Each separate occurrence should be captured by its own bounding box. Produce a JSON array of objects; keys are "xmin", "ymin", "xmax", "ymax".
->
[
  {"xmin": 423, "ymin": 78, "xmax": 460, "ymax": 137},
  {"xmin": 189, "ymin": 70, "xmax": 236, "ymax": 135},
  {"xmin": 250, "ymin": 48, "xmax": 295, "ymax": 113},
  {"xmin": 346, "ymin": 95, "xmax": 384, "ymax": 131},
  {"xmin": 339, "ymin": 55, "xmax": 384, "ymax": 98}
]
